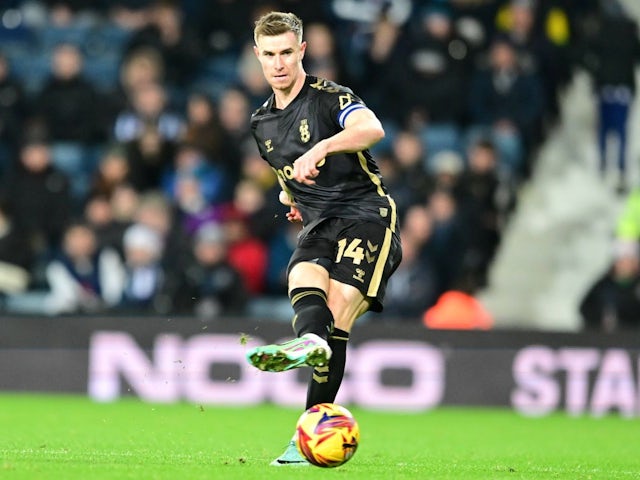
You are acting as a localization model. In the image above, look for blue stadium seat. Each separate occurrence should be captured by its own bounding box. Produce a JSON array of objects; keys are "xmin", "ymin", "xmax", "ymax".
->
[
  {"xmin": 420, "ymin": 123, "xmax": 464, "ymax": 170},
  {"xmin": 8, "ymin": 53, "xmax": 50, "ymax": 95},
  {"xmin": 84, "ymin": 56, "xmax": 120, "ymax": 92},
  {"xmin": 84, "ymin": 23, "xmax": 131, "ymax": 59},
  {"xmin": 38, "ymin": 24, "xmax": 91, "ymax": 52},
  {"xmin": 50, "ymin": 142, "xmax": 91, "ymax": 201},
  {"xmin": 0, "ymin": 23, "xmax": 37, "ymax": 52}
]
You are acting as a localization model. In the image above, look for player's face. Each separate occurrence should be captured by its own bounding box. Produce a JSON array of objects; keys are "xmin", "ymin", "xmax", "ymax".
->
[{"xmin": 254, "ymin": 32, "xmax": 306, "ymax": 93}]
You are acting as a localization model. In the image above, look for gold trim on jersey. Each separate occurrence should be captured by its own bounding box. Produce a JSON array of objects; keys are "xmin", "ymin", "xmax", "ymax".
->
[
  {"xmin": 272, "ymin": 167, "xmax": 294, "ymax": 201},
  {"xmin": 356, "ymin": 151, "xmax": 397, "ymax": 233},
  {"xmin": 367, "ymin": 227, "xmax": 392, "ymax": 298}
]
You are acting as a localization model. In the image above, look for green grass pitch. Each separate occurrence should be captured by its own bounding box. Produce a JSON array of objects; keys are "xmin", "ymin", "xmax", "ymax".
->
[{"xmin": 1, "ymin": 394, "xmax": 639, "ymax": 480}]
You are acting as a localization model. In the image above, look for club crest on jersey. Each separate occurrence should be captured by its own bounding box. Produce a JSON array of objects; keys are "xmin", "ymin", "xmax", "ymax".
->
[
  {"xmin": 299, "ymin": 119, "xmax": 310, "ymax": 143},
  {"xmin": 265, "ymin": 139, "xmax": 274, "ymax": 152}
]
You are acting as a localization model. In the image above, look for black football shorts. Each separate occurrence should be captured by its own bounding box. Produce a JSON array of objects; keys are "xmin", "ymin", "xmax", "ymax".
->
[{"xmin": 287, "ymin": 217, "xmax": 402, "ymax": 312}]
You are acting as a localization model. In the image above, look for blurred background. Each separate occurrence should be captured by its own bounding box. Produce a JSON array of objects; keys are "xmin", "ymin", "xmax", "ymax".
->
[{"xmin": 0, "ymin": 0, "xmax": 639, "ymax": 334}]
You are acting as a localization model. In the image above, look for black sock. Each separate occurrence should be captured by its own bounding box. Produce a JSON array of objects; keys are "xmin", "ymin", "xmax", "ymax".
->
[
  {"xmin": 305, "ymin": 328, "xmax": 349, "ymax": 409},
  {"xmin": 289, "ymin": 287, "xmax": 333, "ymax": 340}
]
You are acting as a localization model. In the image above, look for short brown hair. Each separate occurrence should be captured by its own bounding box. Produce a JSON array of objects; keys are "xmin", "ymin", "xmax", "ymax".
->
[{"xmin": 254, "ymin": 11, "xmax": 303, "ymax": 44}]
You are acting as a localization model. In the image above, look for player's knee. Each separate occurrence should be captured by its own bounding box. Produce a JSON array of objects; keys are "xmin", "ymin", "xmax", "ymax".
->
[
  {"xmin": 328, "ymin": 297, "xmax": 370, "ymax": 333},
  {"xmin": 288, "ymin": 261, "xmax": 329, "ymax": 291}
]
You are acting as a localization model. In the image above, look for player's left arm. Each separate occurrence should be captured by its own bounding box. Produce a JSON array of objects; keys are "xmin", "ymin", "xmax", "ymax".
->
[{"xmin": 292, "ymin": 108, "xmax": 384, "ymax": 185}]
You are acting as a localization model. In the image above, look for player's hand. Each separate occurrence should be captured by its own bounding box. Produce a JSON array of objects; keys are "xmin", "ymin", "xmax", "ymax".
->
[
  {"xmin": 293, "ymin": 143, "xmax": 327, "ymax": 185},
  {"xmin": 286, "ymin": 205, "xmax": 303, "ymax": 223},
  {"xmin": 293, "ymin": 156, "xmax": 320, "ymax": 185}
]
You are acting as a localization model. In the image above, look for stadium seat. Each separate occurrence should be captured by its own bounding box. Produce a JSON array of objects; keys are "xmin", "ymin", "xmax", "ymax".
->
[
  {"xmin": 8, "ymin": 52, "xmax": 50, "ymax": 94},
  {"xmin": 39, "ymin": 24, "xmax": 91, "ymax": 52}
]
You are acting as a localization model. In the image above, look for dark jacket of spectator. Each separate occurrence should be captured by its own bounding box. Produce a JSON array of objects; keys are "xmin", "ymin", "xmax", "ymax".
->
[
  {"xmin": 36, "ymin": 75, "xmax": 98, "ymax": 143},
  {"xmin": 386, "ymin": 7, "xmax": 472, "ymax": 125},
  {"xmin": 580, "ymin": 4, "xmax": 640, "ymax": 93},
  {"xmin": 2, "ymin": 141, "xmax": 72, "ymax": 253},
  {"xmin": 469, "ymin": 38, "xmax": 544, "ymax": 141},
  {"xmin": 0, "ymin": 54, "xmax": 27, "ymax": 156},
  {"xmin": 165, "ymin": 222, "xmax": 247, "ymax": 316},
  {"xmin": 124, "ymin": 2, "xmax": 204, "ymax": 86},
  {"xmin": 580, "ymin": 241, "xmax": 640, "ymax": 331}
]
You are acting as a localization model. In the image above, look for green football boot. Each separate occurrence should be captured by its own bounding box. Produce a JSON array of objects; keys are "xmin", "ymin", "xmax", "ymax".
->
[
  {"xmin": 246, "ymin": 333, "xmax": 332, "ymax": 372},
  {"xmin": 270, "ymin": 440, "xmax": 310, "ymax": 466}
]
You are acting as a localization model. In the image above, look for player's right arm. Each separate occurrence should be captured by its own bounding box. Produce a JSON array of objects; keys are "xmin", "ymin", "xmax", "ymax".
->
[{"xmin": 292, "ymin": 96, "xmax": 384, "ymax": 185}]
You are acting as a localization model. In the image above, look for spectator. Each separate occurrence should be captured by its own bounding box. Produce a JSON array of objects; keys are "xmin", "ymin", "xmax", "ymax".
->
[
  {"xmin": 383, "ymin": 130, "xmax": 434, "ymax": 218},
  {"xmin": 384, "ymin": 230, "xmax": 439, "ymax": 319},
  {"xmin": 0, "ymin": 200, "xmax": 32, "ymax": 297},
  {"xmin": 83, "ymin": 194, "xmax": 129, "ymax": 254},
  {"xmin": 123, "ymin": 0, "xmax": 204, "ymax": 87},
  {"xmin": 43, "ymin": 221, "xmax": 124, "ymax": 315},
  {"xmin": 616, "ymin": 186, "xmax": 640, "ymax": 243},
  {"xmin": 217, "ymin": 86, "xmax": 253, "ymax": 146},
  {"xmin": 235, "ymin": 44, "xmax": 272, "ymax": 108},
  {"xmin": 456, "ymin": 138, "xmax": 513, "ymax": 288},
  {"xmin": 1, "ymin": 137, "xmax": 72, "ymax": 258},
  {"xmin": 239, "ymin": 140, "xmax": 279, "ymax": 192},
  {"xmin": 114, "ymin": 81, "xmax": 183, "ymax": 144},
  {"xmin": 34, "ymin": 43, "xmax": 99, "ymax": 143},
  {"xmin": 89, "ymin": 146, "xmax": 131, "ymax": 198},
  {"xmin": 133, "ymin": 190, "xmax": 190, "ymax": 273},
  {"xmin": 181, "ymin": 92, "xmax": 224, "ymax": 162},
  {"xmin": 161, "ymin": 142, "xmax": 230, "ymax": 206},
  {"xmin": 429, "ymin": 149, "xmax": 464, "ymax": 191},
  {"xmin": 171, "ymin": 174, "xmax": 222, "ymax": 237},
  {"xmin": 495, "ymin": 0, "xmax": 573, "ymax": 122},
  {"xmin": 220, "ymin": 204, "xmax": 268, "ymax": 296},
  {"xmin": 427, "ymin": 188, "xmax": 468, "ymax": 295},
  {"xmin": 303, "ymin": 22, "xmax": 348, "ymax": 83},
  {"xmin": 468, "ymin": 36, "xmax": 545, "ymax": 179},
  {"xmin": 167, "ymin": 222, "xmax": 247, "ymax": 317},
  {"xmin": 114, "ymin": 82, "xmax": 182, "ymax": 191},
  {"xmin": 231, "ymin": 178, "xmax": 283, "ymax": 243},
  {"xmin": 330, "ymin": 0, "xmax": 413, "ymax": 94},
  {"xmin": 265, "ymin": 220, "xmax": 301, "ymax": 296},
  {"xmin": 360, "ymin": 0, "xmax": 403, "ymax": 112},
  {"xmin": 115, "ymin": 222, "xmax": 166, "ymax": 313},
  {"xmin": 101, "ymin": 47, "xmax": 165, "ymax": 136},
  {"xmin": 110, "ymin": 183, "xmax": 140, "ymax": 226},
  {"xmin": 0, "ymin": 52, "xmax": 27, "ymax": 172},
  {"xmin": 401, "ymin": 203, "xmax": 442, "ymax": 287},
  {"xmin": 197, "ymin": 0, "xmax": 256, "ymax": 57},
  {"xmin": 579, "ymin": 240, "xmax": 640, "ymax": 331},
  {"xmin": 580, "ymin": 1, "xmax": 640, "ymax": 194},
  {"xmin": 386, "ymin": 5, "xmax": 472, "ymax": 129},
  {"xmin": 214, "ymin": 86, "xmax": 252, "ymax": 181},
  {"xmin": 119, "ymin": 47, "xmax": 166, "ymax": 97},
  {"xmin": 125, "ymin": 126, "xmax": 176, "ymax": 193}
]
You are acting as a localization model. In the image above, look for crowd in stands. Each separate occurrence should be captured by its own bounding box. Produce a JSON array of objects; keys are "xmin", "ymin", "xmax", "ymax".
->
[{"xmin": 0, "ymin": 0, "xmax": 635, "ymax": 327}]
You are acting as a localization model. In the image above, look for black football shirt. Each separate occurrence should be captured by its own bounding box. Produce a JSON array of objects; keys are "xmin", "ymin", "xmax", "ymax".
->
[{"xmin": 251, "ymin": 75, "xmax": 398, "ymax": 233}]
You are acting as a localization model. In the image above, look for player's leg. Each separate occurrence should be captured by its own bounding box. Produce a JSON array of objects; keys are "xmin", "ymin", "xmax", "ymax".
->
[
  {"xmin": 305, "ymin": 220, "xmax": 402, "ymax": 409},
  {"xmin": 267, "ymin": 262, "xmax": 336, "ymax": 466},
  {"xmin": 305, "ymin": 280, "xmax": 369, "ymax": 409},
  {"xmin": 288, "ymin": 261, "xmax": 333, "ymax": 340},
  {"xmin": 246, "ymin": 262, "xmax": 334, "ymax": 372}
]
